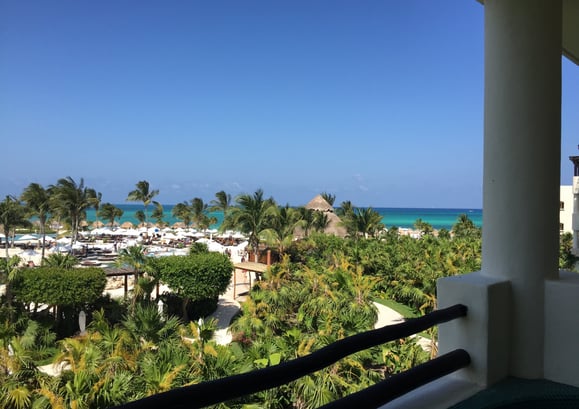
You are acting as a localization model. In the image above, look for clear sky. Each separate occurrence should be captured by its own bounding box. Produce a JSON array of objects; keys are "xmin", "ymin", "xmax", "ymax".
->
[{"xmin": 1, "ymin": 1, "xmax": 578, "ymax": 208}]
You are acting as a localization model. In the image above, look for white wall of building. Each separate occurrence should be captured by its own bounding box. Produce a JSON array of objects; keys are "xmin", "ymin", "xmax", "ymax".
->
[{"xmin": 560, "ymin": 185, "xmax": 573, "ymax": 234}]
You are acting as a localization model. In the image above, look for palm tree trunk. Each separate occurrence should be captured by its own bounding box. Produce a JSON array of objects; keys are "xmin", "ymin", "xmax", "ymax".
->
[
  {"xmin": 254, "ymin": 245, "xmax": 259, "ymax": 262},
  {"xmin": 182, "ymin": 297, "xmax": 189, "ymax": 322},
  {"xmin": 40, "ymin": 221, "xmax": 46, "ymax": 261}
]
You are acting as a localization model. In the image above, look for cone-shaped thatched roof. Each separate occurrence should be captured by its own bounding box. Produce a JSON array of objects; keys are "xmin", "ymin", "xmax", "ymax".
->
[
  {"xmin": 294, "ymin": 195, "xmax": 347, "ymax": 238},
  {"xmin": 324, "ymin": 212, "xmax": 347, "ymax": 237},
  {"xmin": 305, "ymin": 195, "xmax": 334, "ymax": 212}
]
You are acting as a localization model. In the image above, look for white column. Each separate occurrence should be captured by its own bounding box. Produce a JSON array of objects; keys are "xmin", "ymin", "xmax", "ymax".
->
[{"xmin": 481, "ymin": 0, "xmax": 561, "ymax": 378}]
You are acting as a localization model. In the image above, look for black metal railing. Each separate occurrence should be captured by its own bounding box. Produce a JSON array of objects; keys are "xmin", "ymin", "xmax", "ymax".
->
[
  {"xmin": 320, "ymin": 349, "xmax": 470, "ymax": 408},
  {"xmin": 114, "ymin": 304, "xmax": 468, "ymax": 409}
]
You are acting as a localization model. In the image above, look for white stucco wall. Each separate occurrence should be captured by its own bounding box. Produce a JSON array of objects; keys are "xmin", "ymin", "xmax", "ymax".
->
[{"xmin": 560, "ymin": 185, "xmax": 573, "ymax": 234}]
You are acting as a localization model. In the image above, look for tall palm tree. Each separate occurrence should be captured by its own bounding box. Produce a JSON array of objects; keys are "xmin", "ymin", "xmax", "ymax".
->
[
  {"xmin": 353, "ymin": 207, "xmax": 384, "ymax": 238},
  {"xmin": 116, "ymin": 245, "xmax": 149, "ymax": 309},
  {"xmin": 230, "ymin": 189, "xmax": 276, "ymax": 262},
  {"xmin": 20, "ymin": 183, "xmax": 51, "ymax": 260},
  {"xmin": 172, "ymin": 202, "xmax": 192, "ymax": 228},
  {"xmin": 190, "ymin": 198, "xmax": 216, "ymax": 231},
  {"xmin": 0, "ymin": 195, "xmax": 30, "ymax": 259},
  {"xmin": 263, "ymin": 205, "xmax": 300, "ymax": 255},
  {"xmin": 336, "ymin": 200, "xmax": 355, "ymax": 218},
  {"xmin": 151, "ymin": 202, "xmax": 166, "ymax": 227},
  {"xmin": 98, "ymin": 203, "xmax": 124, "ymax": 228},
  {"xmin": 91, "ymin": 191, "xmax": 103, "ymax": 227},
  {"xmin": 209, "ymin": 190, "xmax": 232, "ymax": 231},
  {"xmin": 49, "ymin": 177, "xmax": 96, "ymax": 246},
  {"xmin": 126, "ymin": 180, "xmax": 159, "ymax": 232},
  {"xmin": 135, "ymin": 210, "xmax": 146, "ymax": 227}
]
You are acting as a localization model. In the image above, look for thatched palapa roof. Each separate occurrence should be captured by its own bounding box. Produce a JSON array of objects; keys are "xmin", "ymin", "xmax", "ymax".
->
[
  {"xmin": 323, "ymin": 212, "xmax": 347, "ymax": 237},
  {"xmin": 294, "ymin": 195, "xmax": 347, "ymax": 238},
  {"xmin": 305, "ymin": 195, "xmax": 334, "ymax": 212}
]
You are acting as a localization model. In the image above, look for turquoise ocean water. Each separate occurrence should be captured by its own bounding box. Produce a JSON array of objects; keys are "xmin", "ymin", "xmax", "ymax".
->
[{"xmin": 84, "ymin": 205, "xmax": 482, "ymax": 231}]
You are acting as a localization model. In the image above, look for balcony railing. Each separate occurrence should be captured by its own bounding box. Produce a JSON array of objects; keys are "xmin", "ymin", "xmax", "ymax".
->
[{"xmin": 114, "ymin": 304, "xmax": 469, "ymax": 409}]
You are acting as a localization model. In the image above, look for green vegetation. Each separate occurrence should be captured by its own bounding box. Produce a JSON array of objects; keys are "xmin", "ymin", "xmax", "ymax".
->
[
  {"xmin": 373, "ymin": 297, "xmax": 418, "ymax": 318},
  {"xmin": 148, "ymin": 252, "xmax": 233, "ymax": 320},
  {"xmin": 2, "ymin": 180, "xmax": 577, "ymax": 408},
  {"xmin": 13, "ymin": 267, "xmax": 106, "ymax": 309}
]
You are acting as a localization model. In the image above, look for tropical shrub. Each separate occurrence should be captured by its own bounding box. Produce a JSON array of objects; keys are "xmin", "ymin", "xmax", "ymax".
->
[
  {"xmin": 12, "ymin": 266, "xmax": 107, "ymax": 335},
  {"xmin": 560, "ymin": 232, "xmax": 577, "ymax": 270},
  {"xmin": 149, "ymin": 252, "xmax": 233, "ymax": 321},
  {"xmin": 13, "ymin": 267, "xmax": 106, "ymax": 308}
]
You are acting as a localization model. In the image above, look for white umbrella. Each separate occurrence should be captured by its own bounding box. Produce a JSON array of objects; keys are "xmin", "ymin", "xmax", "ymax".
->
[
  {"xmin": 232, "ymin": 232, "xmax": 247, "ymax": 239},
  {"xmin": 18, "ymin": 234, "xmax": 38, "ymax": 241},
  {"xmin": 50, "ymin": 244, "xmax": 71, "ymax": 253}
]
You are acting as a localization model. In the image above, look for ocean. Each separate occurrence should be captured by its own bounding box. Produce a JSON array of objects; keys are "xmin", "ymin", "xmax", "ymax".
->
[{"xmin": 84, "ymin": 205, "xmax": 482, "ymax": 231}]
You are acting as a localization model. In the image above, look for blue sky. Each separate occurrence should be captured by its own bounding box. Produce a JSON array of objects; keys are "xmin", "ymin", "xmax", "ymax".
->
[{"xmin": 1, "ymin": 1, "xmax": 578, "ymax": 208}]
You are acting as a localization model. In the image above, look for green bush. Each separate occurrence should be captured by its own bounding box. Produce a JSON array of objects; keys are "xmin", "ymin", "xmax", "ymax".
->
[
  {"xmin": 149, "ymin": 252, "xmax": 232, "ymax": 320},
  {"xmin": 13, "ymin": 266, "xmax": 106, "ymax": 307}
]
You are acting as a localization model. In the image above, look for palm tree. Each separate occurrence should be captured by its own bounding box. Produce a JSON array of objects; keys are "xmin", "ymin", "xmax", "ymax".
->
[
  {"xmin": 353, "ymin": 207, "xmax": 384, "ymax": 238},
  {"xmin": 414, "ymin": 218, "xmax": 434, "ymax": 236},
  {"xmin": 209, "ymin": 190, "xmax": 232, "ymax": 231},
  {"xmin": 230, "ymin": 189, "xmax": 276, "ymax": 262},
  {"xmin": 49, "ymin": 177, "xmax": 96, "ymax": 246},
  {"xmin": 298, "ymin": 207, "xmax": 316, "ymax": 237},
  {"xmin": 336, "ymin": 200, "xmax": 355, "ymax": 218},
  {"xmin": 151, "ymin": 202, "xmax": 166, "ymax": 227},
  {"xmin": 135, "ymin": 210, "xmax": 146, "ymax": 226},
  {"xmin": 191, "ymin": 198, "xmax": 216, "ymax": 231},
  {"xmin": 126, "ymin": 180, "xmax": 159, "ymax": 232},
  {"xmin": 43, "ymin": 252, "xmax": 78, "ymax": 268},
  {"xmin": 116, "ymin": 245, "xmax": 149, "ymax": 308},
  {"xmin": 0, "ymin": 255, "xmax": 22, "ymax": 312},
  {"xmin": 0, "ymin": 195, "xmax": 30, "ymax": 259},
  {"xmin": 452, "ymin": 214, "xmax": 480, "ymax": 239},
  {"xmin": 92, "ymin": 191, "xmax": 103, "ymax": 227},
  {"xmin": 312, "ymin": 211, "xmax": 330, "ymax": 233},
  {"xmin": 20, "ymin": 183, "xmax": 51, "ymax": 261},
  {"xmin": 263, "ymin": 205, "xmax": 300, "ymax": 255},
  {"xmin": 171, "ymin": 202, "xmax": 192, "ymax": 228},
  {"xmin": 98, "ymin": 203, "xmax": 124, "ymax": 228},
  {"xmin": 320, "ymin": 192, "xmax": 336, "ymax": 206}
]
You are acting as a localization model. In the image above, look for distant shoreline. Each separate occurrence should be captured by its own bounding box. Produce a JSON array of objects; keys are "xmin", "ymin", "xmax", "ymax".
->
[{"xmin": 82, "ymin": 205, "xmax": 482, "ymax": 231}]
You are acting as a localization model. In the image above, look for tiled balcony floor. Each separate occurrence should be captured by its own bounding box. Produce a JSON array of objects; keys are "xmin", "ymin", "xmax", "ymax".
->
[{"xmin": 449, "ymin": 377, "xmax": 579, "ymax": 409}]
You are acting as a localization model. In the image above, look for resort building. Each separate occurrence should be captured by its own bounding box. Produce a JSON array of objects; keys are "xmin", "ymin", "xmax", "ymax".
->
[
  {"xmin": 560, "ymin": 185, "xmax": 573, "ymax": 234},
  {"xmin": 569, "ymin": 156, "xmax": 579, "ymax": 255}
]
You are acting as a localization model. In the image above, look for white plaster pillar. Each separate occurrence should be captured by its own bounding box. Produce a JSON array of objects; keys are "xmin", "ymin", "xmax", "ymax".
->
[{"xmin": 481, "ymin": 0, "xmax": 561, "ymax": 378}]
